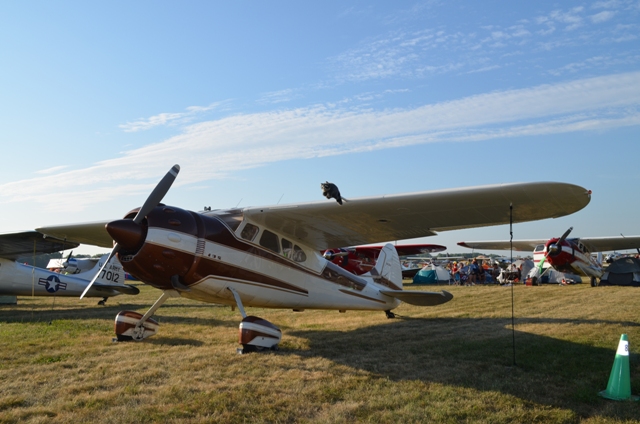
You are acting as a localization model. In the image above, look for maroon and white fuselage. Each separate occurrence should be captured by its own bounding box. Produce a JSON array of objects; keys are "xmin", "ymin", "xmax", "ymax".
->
[
  {"xmin": 108, "ymin": 205, "xmax": 404, "ymax": 312},
  {"xmin": 542, "ymin": 237, "xmax": 603, "ymax": 279}
]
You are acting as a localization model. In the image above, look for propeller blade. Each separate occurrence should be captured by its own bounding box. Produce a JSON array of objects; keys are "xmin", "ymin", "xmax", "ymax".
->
[
  {"xmin": 132, "ymin": 164, "xmax": 180, "ymax": 224},
  {"xmin": 81, "ymin": 164, "xmax": 181, "ymax": 299},
  {"xmin": 546, "ymin": 227, "xmax": 573, "ymax": 258},
  {"xmin": 556, "ymin": 227, "xmax": 573, "ymax": 246},
  {"xmin": 62, "ymin": 250, "xmax": 73, "ymax": 268},
  {"xmin": 80, "ymin": 244, "xmax": 120, "ymax": 299}
]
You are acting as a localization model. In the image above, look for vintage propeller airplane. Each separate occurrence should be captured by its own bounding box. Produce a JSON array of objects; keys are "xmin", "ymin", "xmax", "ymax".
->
[
  {"xmin": 33, "ymin": 165, "xmax": 591, "ymax": 352},
  {"xmin": 0, "ymin": 231, "xmax": 139, "ymax": 303},
  {"xmin": 322, "ymin": 243, "xmax": 446, "ymax": 278},
  {"xmin": 458, "ymin": 228, "xmax": 640, "ymax": 286},
  {"xmin": 46, "ymin": 254, "xmax": 103, "ymax": 274}
]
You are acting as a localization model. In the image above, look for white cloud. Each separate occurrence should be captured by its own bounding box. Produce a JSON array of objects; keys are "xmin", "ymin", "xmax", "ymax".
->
[
  {"xmin": 591, "ymin": 10, "xmax": 617, "ymax": 22},
  {"xmin": 256, "ymin": 89, "xmax": 300, "ymax": 105},
  {"xmin": 549, "ymin": 8, "xmax": 584, "ymax": 31},
  {"xmin": 328, "ymin": 2, "xmax": 631, "ymax": 82},
  {"xmin": 35, "ymin": 165, "xmax": 69, "ymax": 175},
  {"xmin": 2, "ymin": 72, "xmax": 640, "ymax": 212},
  {"xmin": 119, "ymin": 102, "xmax": 227, "ymax": 132},
  {"xmin": 592, "ymin": 0, "xmax": 624, "ymax": 9}
]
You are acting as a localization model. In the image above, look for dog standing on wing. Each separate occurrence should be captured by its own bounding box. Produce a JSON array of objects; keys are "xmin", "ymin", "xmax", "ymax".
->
[{"xmin": 321, "ymin": 182, "xmax": 344, "ymax": 205}]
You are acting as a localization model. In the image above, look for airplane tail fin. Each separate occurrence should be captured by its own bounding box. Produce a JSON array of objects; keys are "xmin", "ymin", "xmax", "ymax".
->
[
  {"xmin": 77, "ymin": 255, "xmax": 131, "ymax": 291},
  {"xmin": 371, "ymin": 244, "xmax": 453, "ymax": 307},
  {"xmin": 369, "ymin": 243, "xmax": 403, "ymax": 291}
]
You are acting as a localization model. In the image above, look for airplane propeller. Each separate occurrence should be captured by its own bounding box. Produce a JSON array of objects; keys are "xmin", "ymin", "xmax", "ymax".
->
[
  {"xmin": 535, "ymin": 226, "xmax": 573, "ymax": 277},
  {"xmin": 80, "ymin": 164, "xmax": 181, "ymax": 299},
  {"xmin": 546, "ymin": 227, "xmax": 573, "ymax": 256},
  {"xmin": 62, "ymin": 250, "xmax": 73, "ymax": 268}
]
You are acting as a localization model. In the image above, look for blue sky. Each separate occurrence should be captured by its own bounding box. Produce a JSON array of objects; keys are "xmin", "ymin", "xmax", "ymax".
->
[{"xmin": 1, "ymin": 1, "xmax": 639, "ymax": 255}]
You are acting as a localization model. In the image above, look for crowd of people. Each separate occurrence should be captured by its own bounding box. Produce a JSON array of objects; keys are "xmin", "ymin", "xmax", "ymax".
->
[{"xmin": 445, "ymin": 259, "xmax": 510, "ymax": 285}]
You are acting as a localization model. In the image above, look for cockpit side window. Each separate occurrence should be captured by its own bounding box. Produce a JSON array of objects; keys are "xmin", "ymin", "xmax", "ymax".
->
[
  {"xmin": 240, "ymin": 223, "xmax": 259, "ymax": 241},
  {"xmin": 534, "ymin": 244, "xmax": 545, "ymax": 253},
  {"xmin": 260, "ymin": 230, "xmax": 280, "ymax": 253}
]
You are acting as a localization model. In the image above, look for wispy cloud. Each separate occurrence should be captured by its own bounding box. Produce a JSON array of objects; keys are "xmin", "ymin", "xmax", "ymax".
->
[
  {"xmin": 591, "ymin": 10, "xmax": 617, "ymax": 23},
  {"xmin": 35, "ymin": 165, "xmax": 69, "ymax": 175},
  {"xmin": 119, "ymin": 102, "xmax": 228, "ymax": 132},
  {"xmin": 2, "ymin": 72, "xmax": 639, "ymax": 211},
  {"xmin": 256, "ymin": 89, "xmax": 301, "ymax": 105},
  {"xmin": 327, "ymin": 1, "xmax": 637, "ymax": 83}
]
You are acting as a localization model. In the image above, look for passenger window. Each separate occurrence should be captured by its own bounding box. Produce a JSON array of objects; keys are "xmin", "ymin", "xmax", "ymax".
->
[
  {"xmin": 260, "ymin": 230, "xmax": 280, "ymax": 253},
  {"xmin": 282, "ymin": 238, "xmax": 307, "ymax": 262},
  {"xmin": 282, "ymin": 238, "xmax": 293, "ymax": 257},
  {"xmin": 293, "ymin": 245, "xmax": 307, "ymax": 262},
  {"xmin": 240, "ymin": 223, "xmax": 259, "ymax": 241}
]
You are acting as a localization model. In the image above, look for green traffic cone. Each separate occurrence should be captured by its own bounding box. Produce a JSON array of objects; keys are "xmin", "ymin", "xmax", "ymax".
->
[{"xmin": 598, "ymin": 334, "xmax": 639, "ymax": 401}]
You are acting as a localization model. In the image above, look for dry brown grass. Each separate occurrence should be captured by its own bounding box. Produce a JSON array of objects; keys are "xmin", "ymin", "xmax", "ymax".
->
[{"xmin": 1, "ymin": 282, "xmax": 640, "ymax": 423}]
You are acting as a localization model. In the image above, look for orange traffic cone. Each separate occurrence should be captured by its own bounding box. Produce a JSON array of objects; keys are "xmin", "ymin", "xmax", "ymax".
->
[{"xmin": 599, "ymin": 334, "xmax": 639, "ymax": 401}]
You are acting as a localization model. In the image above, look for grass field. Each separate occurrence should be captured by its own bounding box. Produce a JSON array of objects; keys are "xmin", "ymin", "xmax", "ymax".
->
[{"xmin": 1, "ymin": 282, "xmax": 640, "ymax": 423}]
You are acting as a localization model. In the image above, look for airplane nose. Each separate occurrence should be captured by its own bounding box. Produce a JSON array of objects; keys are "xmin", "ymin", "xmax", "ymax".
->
[
  {"xmin": 548, "ymin": 244, "xmax": 559, "ymax": 255},
  {"xmin": 106, "ymin": 219, "xmax": 145, "ymax": 251}
]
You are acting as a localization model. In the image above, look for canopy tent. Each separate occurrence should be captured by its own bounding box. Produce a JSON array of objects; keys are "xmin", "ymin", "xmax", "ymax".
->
[
  {"xmin": 600, "ymin": 257, "xmax": 640, "ymax": 287},
  {"xmin": 412, "ymin": 265, "xmax": 452, "ymax": 285}
]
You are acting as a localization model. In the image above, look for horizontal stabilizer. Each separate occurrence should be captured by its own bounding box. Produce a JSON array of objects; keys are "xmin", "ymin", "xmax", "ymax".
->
[
  {"xmin": 92, "ymin": 283, "xmax": 140, "ymax": 295},
  {"xmin": 380, "ymin": 289, "xmax": 453, "ymax": 306}
]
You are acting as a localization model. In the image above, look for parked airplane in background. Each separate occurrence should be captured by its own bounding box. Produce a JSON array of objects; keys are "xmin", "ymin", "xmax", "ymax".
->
[
  {"xmin": 458, "ymin": 228, "xmax": 640, "ymax": 286},
  {"xmin": 0, "ymin": 231, "xmax": 139, "ymax": 303},
  {"xmin": 322, "ymin": 243, "xmax": 446, "ymax": 278},
  {"xmin": 34, "ymin": 165, "xmax": 591, "ymax": 351},
  {"xmin": 46, "ymin": 254, "xmax": 99, "ymax": 274}
]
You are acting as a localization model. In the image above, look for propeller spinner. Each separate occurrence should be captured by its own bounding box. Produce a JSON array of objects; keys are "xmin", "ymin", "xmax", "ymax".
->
[
  {"xmin": 80, "ymin": 164, "xmax": 180, "ymax": 298},
  {"xmin": 536, "ymin": 226, "xmax": 573, "ymax": 275},
  {"xmin": 546, "ymin": 227, "xmax": 573, "ymax": 256}
]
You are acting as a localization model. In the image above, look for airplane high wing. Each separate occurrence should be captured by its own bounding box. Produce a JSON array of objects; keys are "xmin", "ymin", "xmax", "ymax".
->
[
  {"xmin": 241, "ymin": 182, "xmax": 591, "ymax": 249},
  {"xmin": 0, "ymin": 230, "xmax": 79, "ymax": 261},
  {"xmin": 34, "ymin": 165, "xmax": 591, "ymax": 352},
  {"xmin": 458, "ymin": 239, "xmax": 546, "ymax": 252},
  {"xmin": 458, "ymin": 236, "xmax": 640, "ymax": 253},
  {"xmin": 0, "ymin": 231, "xmax": 138, "ymax": 301},
  {"xmin": 458, "ymin": 231, "xmax": 640, "ymax": 286},
  {"xmin": 38, "ymin": 181, "xmax": 591, "ymax": 250}
]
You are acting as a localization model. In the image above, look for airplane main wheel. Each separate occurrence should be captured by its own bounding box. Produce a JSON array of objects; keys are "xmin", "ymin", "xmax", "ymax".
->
[
  {"xmin": 115, "ymin": 311, "xmax": 159, "ymax": 341},
  {"xmin": 239, "ymin": 316, "xmax": 282, "ymax": 353},
  {"xmin": 590, "ymin": 277, "xmax": 598, "ymax": 287}
]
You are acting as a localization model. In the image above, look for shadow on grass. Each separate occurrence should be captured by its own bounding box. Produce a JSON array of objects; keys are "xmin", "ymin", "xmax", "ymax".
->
[
  {"xmin": 0, "ymin": 301, "xmax": 237, "ymax": 328},
  {"xmin": 285, "ymin": 316, "xmax": 640, "ymax": 421},
  {"xmin": 143, "ymin": 337, "xmax": 205, "ymax": 347}
]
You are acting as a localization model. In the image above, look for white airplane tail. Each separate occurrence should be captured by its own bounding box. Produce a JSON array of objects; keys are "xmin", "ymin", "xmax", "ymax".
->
[
  {"xmin": 369, "ymin": 243, "xmax": 403, "ymax": 291},
  {"xmin": 76, "ymin": 254, "xmax": 137, "ymax": 294},
  {"xmin": 372, "ymin": 243, "xmax": 454, "ymax": 306}
]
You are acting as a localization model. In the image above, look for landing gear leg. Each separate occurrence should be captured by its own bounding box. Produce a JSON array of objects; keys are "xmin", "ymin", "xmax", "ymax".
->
[
  {"xmin": 227, "ymin": 287, "xmax": 281, "ymax": 354},
  {"xmin": 98, "ymin": 297, "xmax": 108, "ymax": 306},
  {"xmin": 385, "ymin": 310, "xmax": 396, "ymax": 319}
]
